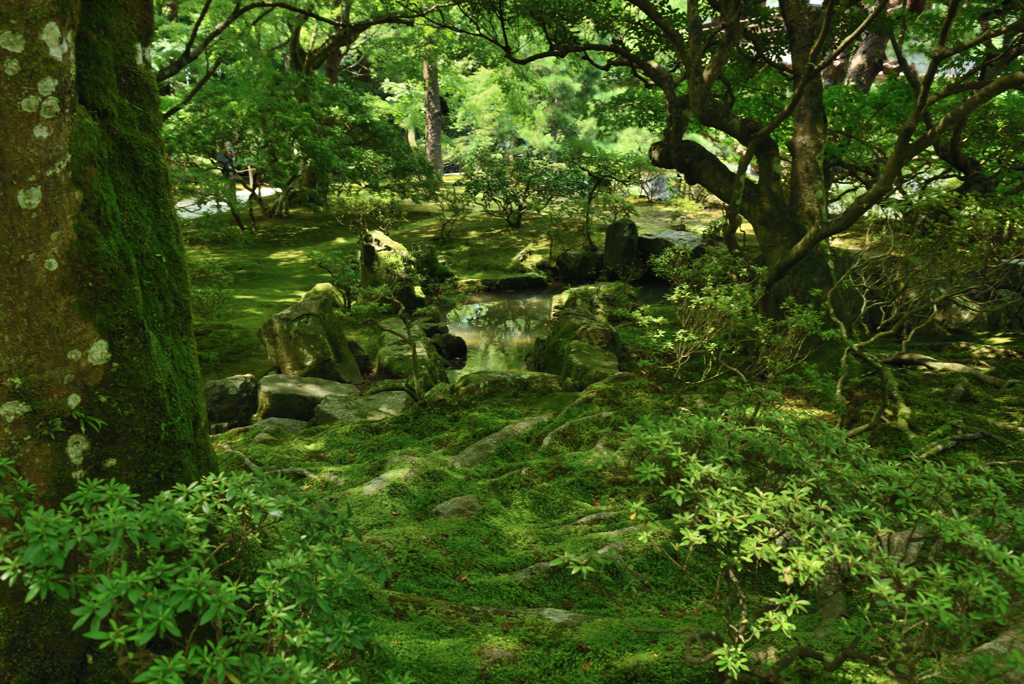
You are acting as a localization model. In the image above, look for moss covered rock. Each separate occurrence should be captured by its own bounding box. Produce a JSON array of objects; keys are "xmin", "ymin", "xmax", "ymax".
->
[
  {"xmin": 560, "ymin": 341, "xmax": 620, "ymax": 390},
  {"xmin": 257, "ymin": 296, "xmax": 363, "ymax": 385},
  {"xmin": 374, "ymin": 340, "xmax": 448, "ymax": 392},
  {"xmin": 553, "ymin": 250, "xmax": 603, "ymax": 283},
  {"xmin": 550, "ymin": 283, "xmax": 639, "ymax": 323},
  {"xmin": 452, "ymin": 371, "xmax": 562, "ymax": 398},
  {"xmin": 256, "ymin": 374, "xmax": 359, "ymax": 422},
  {"xmin": 532, "ymin": 308, "xmax": 624, "ymax": 389}
]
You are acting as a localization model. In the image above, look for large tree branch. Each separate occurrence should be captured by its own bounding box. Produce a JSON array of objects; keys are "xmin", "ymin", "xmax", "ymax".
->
[
  {"xmin": 162, "ymin": 54, "xmax": 224, "ymax": 120},
  {"xmin": 766, "ymin": 69, "xmax": 1024, "ymax": 288},
  {"xmin": 156, "ymin": 2, "xmax": 442, "ymax": 83}
]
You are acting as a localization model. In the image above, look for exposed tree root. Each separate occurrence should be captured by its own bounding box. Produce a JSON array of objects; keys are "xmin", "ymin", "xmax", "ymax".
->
[
  {"xmin": 944, "ymin": 381, "xmax": 967, "ymax": 404},
  {"xmin": 540, "ymin": 412, "xmax": 616, "ymax": 449},
  {"xmin": 911, "ymin": 432, "xmax": 991, "ymax": 460},
  {"xmin": 223, "ymin": 444, "xmax": 344, "ymax": 485},
  {"xmin": 883, "ymin": 353, "xmax": 1019, "ymax": 390}
]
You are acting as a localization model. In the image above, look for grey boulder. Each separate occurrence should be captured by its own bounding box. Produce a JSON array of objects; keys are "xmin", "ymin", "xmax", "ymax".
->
[
  {"xmin": 603, "ymin": 219, "xmax": 642, "ymax": 280},
  {"xmin": 257, "ymin": 291, "xmax": 363, "ymax": 384},
  {"xmin": 255, "ymin": 375, "xmax": 358, "ymax": 422},
  {"xmin": 638, "ymin": 229, "xmax": 705, "ymax": 262},
  {"xmin": 452, "ymin": 371, "xmax": 562, "ymax": 399},
  {"xmin": 204, "ymin": 374, "xmax": 258, "ymax": 427}
]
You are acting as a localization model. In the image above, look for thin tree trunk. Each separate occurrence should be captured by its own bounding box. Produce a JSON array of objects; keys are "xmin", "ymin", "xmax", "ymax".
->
[
  {"xmin": 0, "ymin": 1, "xmax": 215, "ymax": 679},
  {"xmin": 423, "ymin": 58, "xmax": 443, "ymax": 178}
]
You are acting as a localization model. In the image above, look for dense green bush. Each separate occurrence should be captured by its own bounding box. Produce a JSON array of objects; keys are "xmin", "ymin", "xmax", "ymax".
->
[
  {"xmin": 461, "ymin": 152, "xmax": 582, "ymax": 230},
  {"xmin": 558, "ymin": 390, "xmax": 1024, "ymax": 682},
  {"xmin": 0, "ymin": 460, "xmax": 411, "ymax": 684}
]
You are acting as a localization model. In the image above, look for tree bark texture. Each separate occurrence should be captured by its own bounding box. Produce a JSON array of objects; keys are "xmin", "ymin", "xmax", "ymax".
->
[
  {"xmin": 0, "ymin": 0, "xmax": 215, "ymax": 680},
  {"xmin": 423, "ymin": 58, "xmax": 442, "ymax": 177}
]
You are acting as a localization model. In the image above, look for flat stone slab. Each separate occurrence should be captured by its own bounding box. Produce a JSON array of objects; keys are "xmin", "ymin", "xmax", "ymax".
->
[
  {"xmin": 451, "ymin": 414, "xmax": 552, "ymax": 468},
  {"xmin": 313, "ymin": 391, "xmax": 413, "ymax": 426},
  {"xmin": 256, "ymin": 374, "xmax": 359, "ymax": 422},
  {"xmin": 453, "ymin": 371, "xmax": 562, "ymax": 399},
  {"xmin": 434, "ymin": 495, "xmax": 483, "ymax": 518},
  {"xmin": 638, "ymin": 229, "xmax": 704, "ymax": 260}
]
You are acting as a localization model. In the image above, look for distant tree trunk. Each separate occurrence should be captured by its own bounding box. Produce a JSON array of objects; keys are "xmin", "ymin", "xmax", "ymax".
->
[
  {"xmin": 423, "ymin": 58, "xmax": 443, "ymax": 177},
  {"xmin": 0, "ymin": 1, "xmax": 216, "ymax": 680},
  {"xmin": 406, "ymin": 118, "xmax": 418, "ymax": 149}
]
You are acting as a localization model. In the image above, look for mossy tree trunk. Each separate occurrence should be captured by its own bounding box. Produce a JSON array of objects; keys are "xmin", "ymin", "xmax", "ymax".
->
[{"xmin": 0, "ymin": 1, "xmax": 215, "ymax": 681}]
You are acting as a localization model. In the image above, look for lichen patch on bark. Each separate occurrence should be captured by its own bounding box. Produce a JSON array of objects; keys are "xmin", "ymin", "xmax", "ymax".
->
[
  {"xmin": 0, "ymin": 31, "xmax": 25, "ymax": 53},
  {"xmin": 37, "ymin": 75, "xmax": 56, "ymax": 95},
  {"xmin": 17, "ymin": 187, "xmax": 42, "ymax": 209},
  {"xmin": 0, "ymin": 401, "xmax": 31, "ymax": 423},
  {"xmin": 40, "ymin": 22, "xmax": 64, "ymax": 60},
  {"xmin": 66, "ymin": 433, "xmax": 88, "ymax": 466},
  {"xmin": 86, "ymin": 340, "xmax": 110, "ymax": 365}
]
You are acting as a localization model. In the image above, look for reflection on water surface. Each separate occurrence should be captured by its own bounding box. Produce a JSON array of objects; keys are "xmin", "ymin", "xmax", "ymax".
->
[
  {"xmin": 444, "ymin": 283, "xmax": 669, "ymax": 380},
  {"xmin": 447, "ymin": 289, "xmax": 560, "ymax": 378}
]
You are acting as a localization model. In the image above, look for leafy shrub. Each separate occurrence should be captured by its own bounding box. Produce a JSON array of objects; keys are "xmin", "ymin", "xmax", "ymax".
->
[
  {"xmin": 557, "ymin": 393, "xmax": 1024, "ymax": 683},
  {"xmin": 186, "ymin": 249, "xmax": 233, "ymax": 322},
  {"xmin": 334, "ymin": 193, "xmax": 406, "ymax": 237},
  {"xmin": 0, "ymin": 460, "xmax": 412, "ymax": 684},
  {"xmin": 642, "ymin": 245, "xmax": 835, "ymax": 382},
  {"xmin": 432, "ymin": 184, "xmax": 472, "ymax": 243}
]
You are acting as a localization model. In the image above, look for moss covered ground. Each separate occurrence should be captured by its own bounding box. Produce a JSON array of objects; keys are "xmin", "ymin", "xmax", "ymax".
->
[
  {"xmin": 189, "ymin": 184, "xmax": 728, "ymax": 385},
  {"xmin": 188, "ymin": 188, "xmax": 1024, "ymax": 683}
]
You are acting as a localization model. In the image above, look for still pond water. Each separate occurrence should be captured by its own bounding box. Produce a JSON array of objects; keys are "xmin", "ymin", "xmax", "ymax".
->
[{"xmin": 445, "ymin": 285, "xmax": 668, "ymax": 380}]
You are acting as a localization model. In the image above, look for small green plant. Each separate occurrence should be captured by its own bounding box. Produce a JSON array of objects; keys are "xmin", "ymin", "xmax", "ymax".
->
[
  {"xmin": 71, "ymin": 410, "xmax": 106, "ymax": 434},
  {"xmin": 307, "ymin": 250, "xmax": 360, "ymax": 309},
  {"xmin": 0, "ymin": 459, "xmax": 413, "ymax": 684},
  {"xmin": 39, "ymin": 417, "xmax": 66, "ymax": 440}
]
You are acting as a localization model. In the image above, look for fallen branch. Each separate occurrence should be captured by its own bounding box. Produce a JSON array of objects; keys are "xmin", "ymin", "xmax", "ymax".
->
[{"xmin": 991, "ymin": 421, "xmax": 1024, "ymax": 434}]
